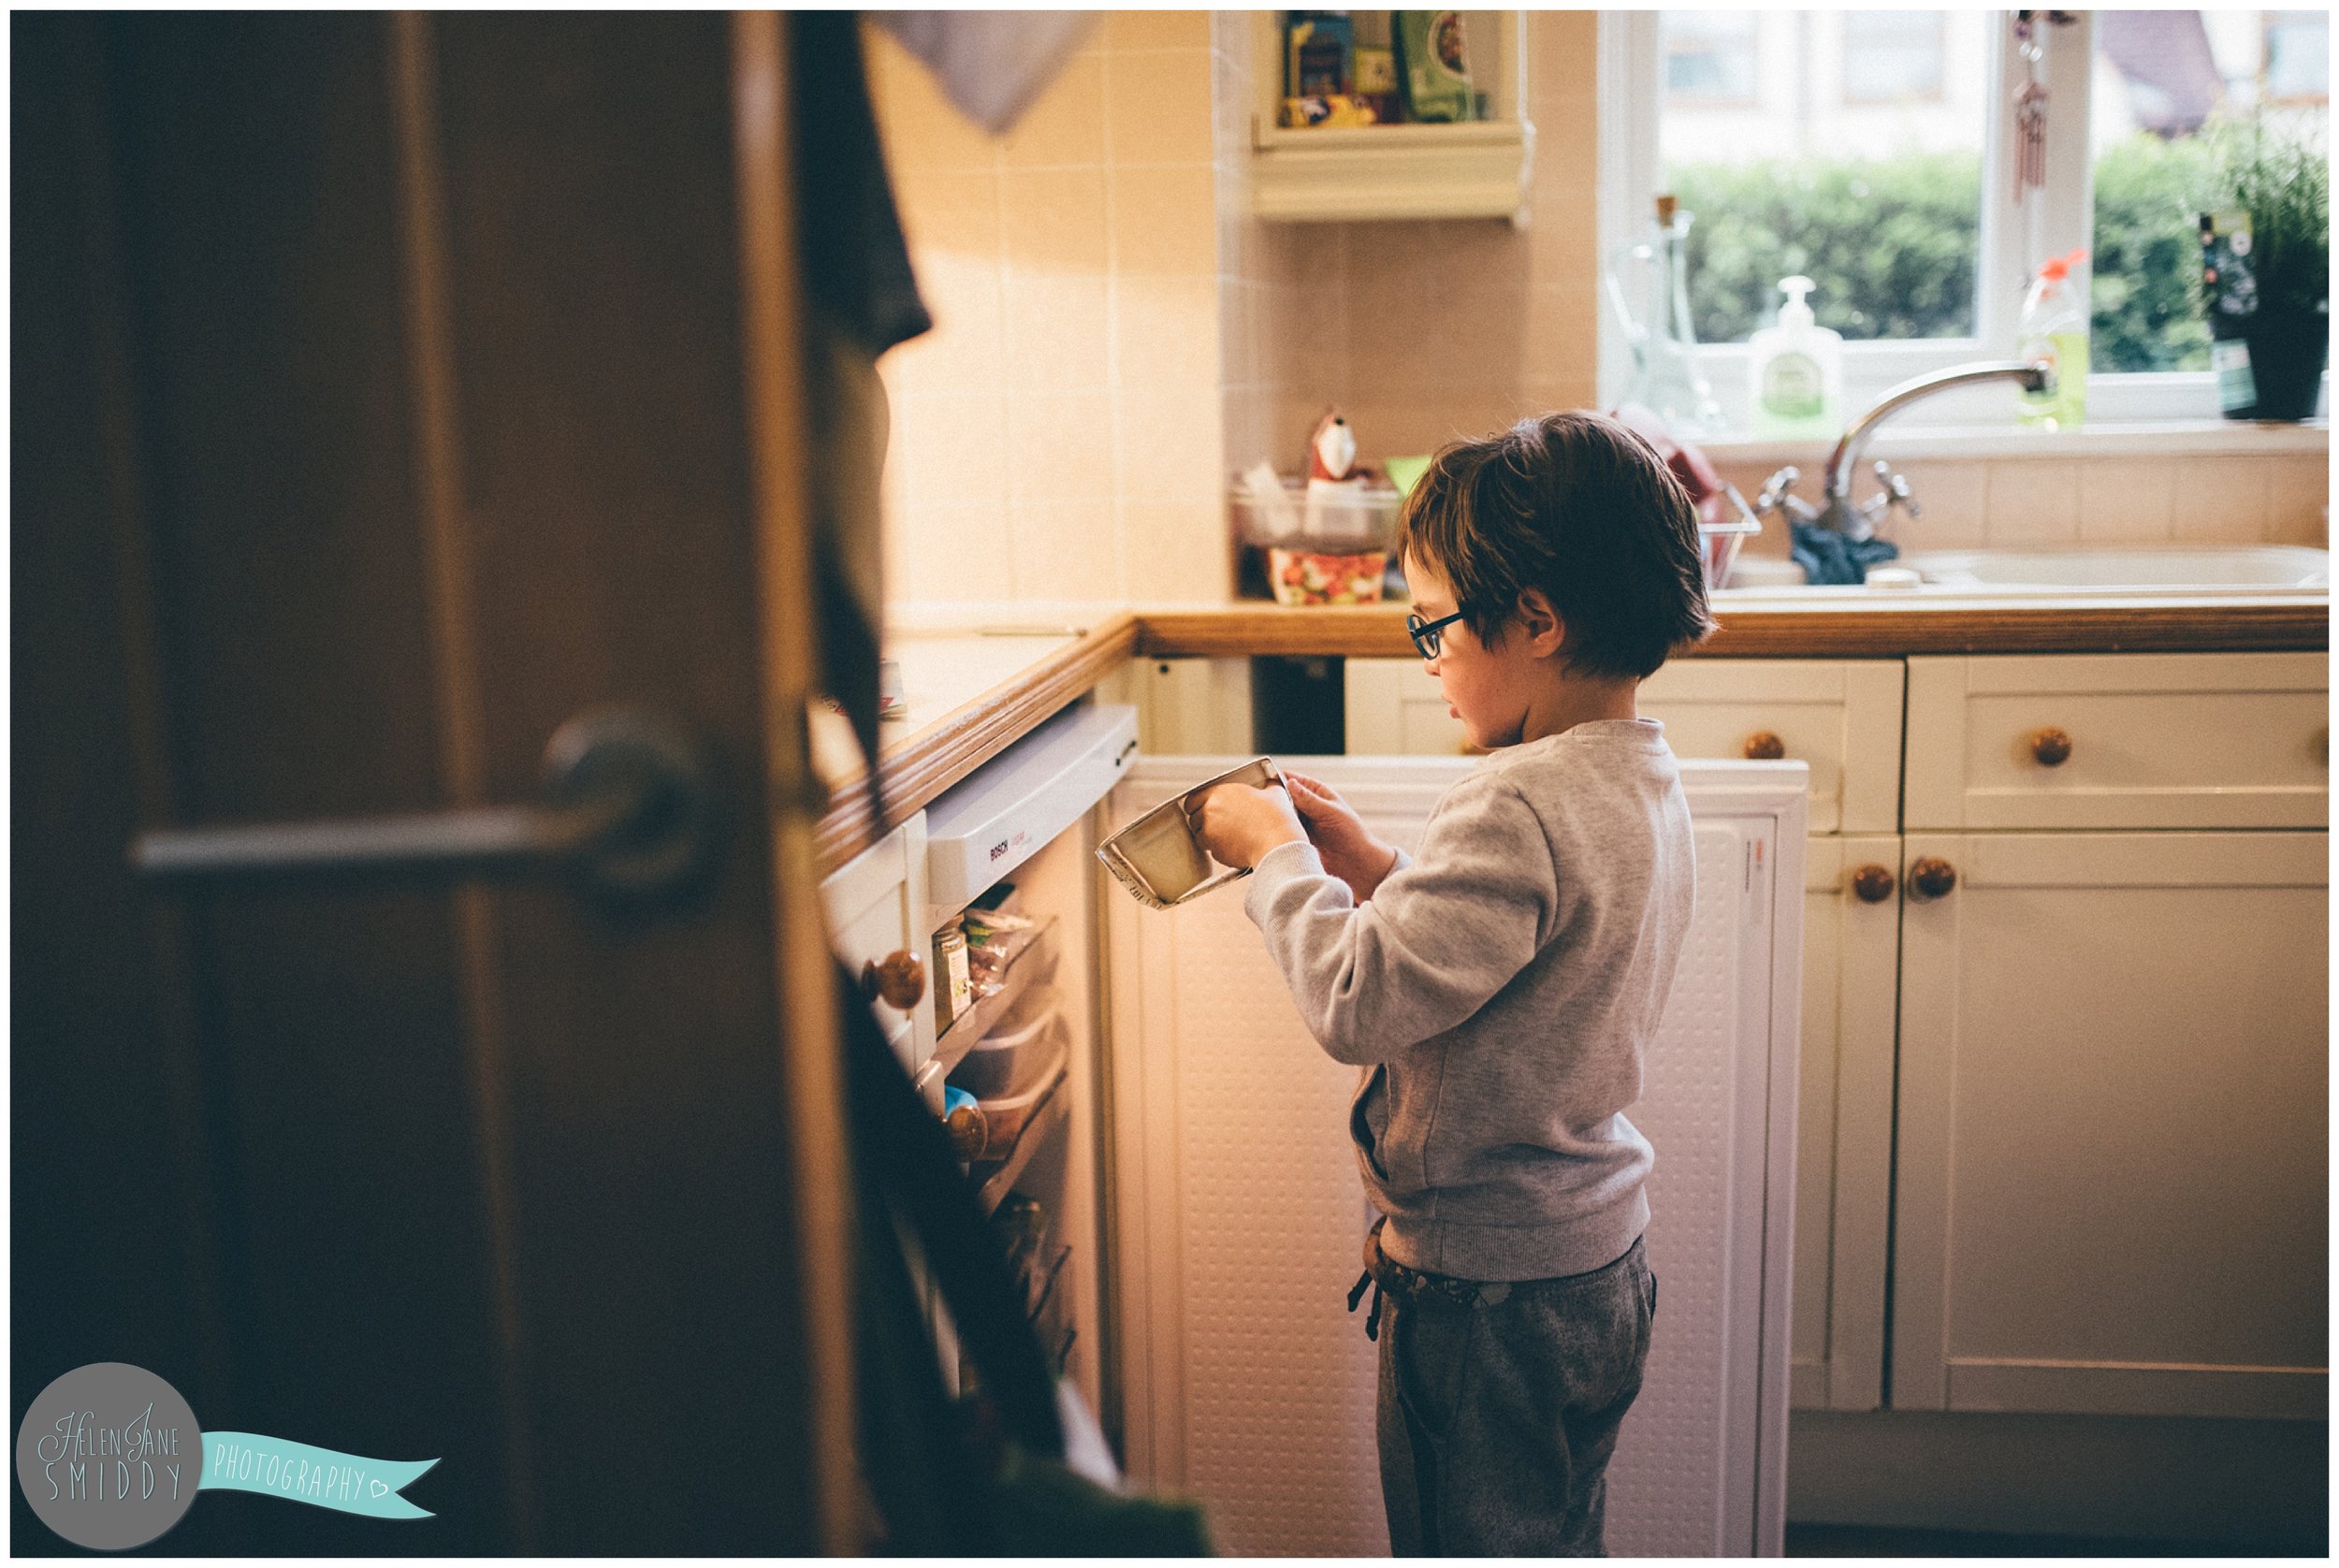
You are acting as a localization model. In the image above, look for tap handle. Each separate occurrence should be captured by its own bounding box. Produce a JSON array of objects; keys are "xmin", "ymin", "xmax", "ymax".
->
[
  {"xmin": 1754, "ymin": 466, "xmax": 1799, "ymax": 515},
  {"xmin": 1871, "ymin": 460, "xmax": 1923, "ymax": 521}
]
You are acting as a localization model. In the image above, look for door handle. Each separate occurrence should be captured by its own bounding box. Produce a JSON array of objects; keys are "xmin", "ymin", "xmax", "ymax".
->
[{"xmin": 131, "ymin": 708, "xmax": 719, "ymax": 903}]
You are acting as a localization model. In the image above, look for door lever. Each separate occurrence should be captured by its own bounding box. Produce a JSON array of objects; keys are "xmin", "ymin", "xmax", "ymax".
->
[{"xmin": 131, "ymin": 708, "xmax": 719, "ymax": 903}]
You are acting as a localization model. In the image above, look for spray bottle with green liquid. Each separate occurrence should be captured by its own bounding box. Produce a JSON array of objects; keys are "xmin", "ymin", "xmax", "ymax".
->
[{"xmin": 2017, "ymin": 249, "xmax": 2090, "ymax": 429}]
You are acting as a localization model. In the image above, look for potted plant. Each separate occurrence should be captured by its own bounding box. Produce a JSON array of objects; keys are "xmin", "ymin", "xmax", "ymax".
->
[{"xmin": 2199, "ymin": 113, "xmax": 2330, "ymax": 421}]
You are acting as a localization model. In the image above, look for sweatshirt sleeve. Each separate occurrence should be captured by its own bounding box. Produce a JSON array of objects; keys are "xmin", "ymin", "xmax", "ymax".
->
[{"xmin": 1241, "ymin": 777, "xmax": 1556, "ymax": 1066}]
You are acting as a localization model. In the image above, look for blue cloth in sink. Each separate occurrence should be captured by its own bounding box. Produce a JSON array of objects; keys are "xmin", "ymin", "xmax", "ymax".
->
[{"xmin": 1791, "ymin": 519, "xmax": 1901, "ymax": 586}]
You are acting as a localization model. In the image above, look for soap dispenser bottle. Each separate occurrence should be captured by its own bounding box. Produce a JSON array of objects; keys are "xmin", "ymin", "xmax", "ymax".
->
[{"xmin": 1747, "ymin": 275, "xmax": 1842, "ymax": 440}]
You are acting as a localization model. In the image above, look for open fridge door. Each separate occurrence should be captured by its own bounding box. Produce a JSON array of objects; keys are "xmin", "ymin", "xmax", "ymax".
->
[{"xmin": 1103, "ymin": 753, "xmax": 1807, "ymax": 1557}]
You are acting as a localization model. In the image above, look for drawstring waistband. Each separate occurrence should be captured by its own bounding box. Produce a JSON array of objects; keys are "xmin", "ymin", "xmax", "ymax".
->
[
  {"xmin": 1349, "ymin": 1217, "xmax": 1516, "ymax": 1341},
  {"xmin": 1346, "ymin": 1265, "xmax": 1385, "ymax": 1342}
]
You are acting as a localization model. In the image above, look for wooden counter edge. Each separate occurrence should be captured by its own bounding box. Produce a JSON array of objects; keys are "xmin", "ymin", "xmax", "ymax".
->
[
  {"xmin": 815, "ymin": 614, "xmax": 1140, "ymax": 867},
  {"xmin": 1133, "ymin": 599, "xmax": 2332, "ymax": 660},
  {"xmin": 816, "ymin": 598, "xmax": 2327, "ymax": 870}
]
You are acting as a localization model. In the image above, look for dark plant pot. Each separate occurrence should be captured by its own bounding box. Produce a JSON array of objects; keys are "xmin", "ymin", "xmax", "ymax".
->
[{"xmin": 2232, "ymin": 311, "xmax": 2331, "ymax": 421}]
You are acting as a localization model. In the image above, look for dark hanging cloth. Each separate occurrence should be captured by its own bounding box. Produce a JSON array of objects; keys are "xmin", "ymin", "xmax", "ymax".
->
[
  {"xmin": 788, "ymin": 12, "xmax": 932, "ymax": 829},
  {"xmin": 791, "ymin": 12, "xmax": 933, "ymax": 358}
]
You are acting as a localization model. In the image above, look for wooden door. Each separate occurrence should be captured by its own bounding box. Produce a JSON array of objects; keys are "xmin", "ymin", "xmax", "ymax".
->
[
  {"xmin": 1891, "ymin": 830, "xmax": 2328, "ymax": 1419},
  {"xmin": 14, "ymin": 13, "xmax": 851, "ymax": 1553}
]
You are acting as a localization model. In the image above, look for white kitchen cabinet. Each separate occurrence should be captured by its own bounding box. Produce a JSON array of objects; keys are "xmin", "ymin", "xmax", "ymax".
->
[
  {"xmin": 821, "ymin": 811, "xmax": 934, "ymax": 1076},
  {"xmin": 1890, "ymin": 828, "xmax": 2328, "ymax": 1419},
  {"xmin": 1104, "ymin": 755, "xmax": 1808, "ymax": 1557},
  {"xmin": 1905, "ymin": 652, "xmax": 2328, "ymax": 831},
  {"xmin": 1346, "ymin": 654, "xmax": 1904, "ymax": 1410}
]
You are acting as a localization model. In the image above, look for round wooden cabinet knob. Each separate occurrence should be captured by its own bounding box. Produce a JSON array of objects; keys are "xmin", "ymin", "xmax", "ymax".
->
[
  {"xmin": 1850, "ymin": 864, "xmax": 1896, "ymax": 903},
  {"xmin": 2028, "ymin": 727, "xmax": 2073, "ymax": 766},
  {"xmin": 1907, "ymin": 857, "xmax": 1958, "ymax": 901},
  {"xmin": 862, "ymin": 950, "xmax": 926, "ymax": 1009},
  {"xmin": 1742, "ymin": 731, "xmax": 1787, "ymax": 761}
]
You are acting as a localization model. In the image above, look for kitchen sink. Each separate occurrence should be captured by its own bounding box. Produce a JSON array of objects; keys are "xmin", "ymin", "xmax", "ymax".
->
[
  {"xmin": 1723, "ymin": 544, "xmax": 2330, "ymax": 595},
  {"xmin": 1902, "ymin": 544, "xmax": 2329, "ymax": 590}
]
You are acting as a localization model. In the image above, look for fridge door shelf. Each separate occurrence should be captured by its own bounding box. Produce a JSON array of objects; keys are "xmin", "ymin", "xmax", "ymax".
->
[
  {"xmin": 1025, "ymin": 1241, "xmax": 1073, "ymax": 1321},
  {"xmin": 972, "ymin": 1067, "xmax": 1070, "ymax": 1217},
  {"xmin": 918, "ymin": 916, "xmax": 1060, "ymax": 1095}
]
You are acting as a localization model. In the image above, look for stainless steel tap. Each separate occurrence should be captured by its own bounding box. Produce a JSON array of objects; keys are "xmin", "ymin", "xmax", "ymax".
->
[{"xmin": 1809, "ymin": 359, "xmax": 2053, "ymax": 538}]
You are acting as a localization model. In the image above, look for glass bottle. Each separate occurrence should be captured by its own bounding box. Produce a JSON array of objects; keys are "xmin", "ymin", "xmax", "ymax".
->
[{"xmin": 1611, "ymin": 195, "xmax": 1728, "ymax": 438}]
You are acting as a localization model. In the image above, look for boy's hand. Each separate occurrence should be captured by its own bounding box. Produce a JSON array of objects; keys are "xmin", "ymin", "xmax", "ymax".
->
[
  {"xmin": 1187, "ymin": 781, "xmax": 1305, "ymax": 871},
  {"xmin": 1285, "ymin": 771, "xmax": 1402, "ymax": 903}
]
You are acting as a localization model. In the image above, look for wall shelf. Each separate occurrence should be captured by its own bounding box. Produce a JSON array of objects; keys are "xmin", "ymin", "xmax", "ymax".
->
[{"xmin": 1250, "ymin": 11, "xmax": 1533, "ymax": 225}]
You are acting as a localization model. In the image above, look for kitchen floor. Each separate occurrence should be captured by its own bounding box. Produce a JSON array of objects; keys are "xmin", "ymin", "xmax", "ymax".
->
[{"xmin": 1786, "ymin": 1522, "xmax": 2317, "ymax": 1557}]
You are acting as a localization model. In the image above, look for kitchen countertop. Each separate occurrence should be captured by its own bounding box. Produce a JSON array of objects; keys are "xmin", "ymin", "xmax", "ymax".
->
[{"xmin": 816, "ymin": 593, "xmax": 2328, "ymax": 867}]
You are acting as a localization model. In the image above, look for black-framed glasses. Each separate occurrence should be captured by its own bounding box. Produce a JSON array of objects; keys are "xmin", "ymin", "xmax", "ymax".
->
[{"xmin": 1405, "ymin": 610, "xmax": 1465, "ymax": 661}]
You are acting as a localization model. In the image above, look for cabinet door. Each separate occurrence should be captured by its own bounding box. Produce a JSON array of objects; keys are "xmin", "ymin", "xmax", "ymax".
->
[
  {"xmin": 1791, "ymin": 835, "xmax": 1902, "ymax": 1412},
  {"xmin": 820, "ymin": 813, "xmax": 933, "ymax": 1075},
  {"xmin": 1892, "ymin": 830, "xmax": 2328, "ymax": 1418}
]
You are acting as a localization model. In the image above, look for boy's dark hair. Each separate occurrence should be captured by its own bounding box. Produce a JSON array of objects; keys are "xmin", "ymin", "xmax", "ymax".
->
[{"xmin": 1394, "ymin": 411, "xmax": 1716, "ymax": 679}]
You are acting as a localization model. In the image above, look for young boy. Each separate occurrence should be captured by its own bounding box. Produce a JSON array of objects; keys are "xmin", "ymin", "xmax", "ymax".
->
[{"xmin": 1189, "ymin": 410, "xmax": 1716, "ymax": 1557}]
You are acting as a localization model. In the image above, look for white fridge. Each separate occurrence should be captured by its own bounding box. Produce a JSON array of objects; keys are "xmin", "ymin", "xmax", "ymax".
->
[{"xmin": 1099, "ymin": 751, "xmax": 1809, "ymax": 1557}]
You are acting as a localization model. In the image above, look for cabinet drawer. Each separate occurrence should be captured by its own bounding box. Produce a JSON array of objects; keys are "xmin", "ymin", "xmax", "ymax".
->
[
  {"xmin": 1640, "ymin": 660, "xmax": 1903, "ymax": 835},
  {"xmin": 1346, "ymin": 657, "xmax": 1902, "ymax": 833},
  {"xmin": 821, "ymin": 812, "xmax": 932, "ymax": 1073},
  {"xmin": 1906, "ymin": 653, "xmax": 2329, "ymax": 831}
]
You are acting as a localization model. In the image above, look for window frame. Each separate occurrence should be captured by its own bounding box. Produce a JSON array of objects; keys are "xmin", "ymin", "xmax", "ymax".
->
[{"xmin": 1599, "ymin": 9, "xmax": 2233, "ymax": 431}]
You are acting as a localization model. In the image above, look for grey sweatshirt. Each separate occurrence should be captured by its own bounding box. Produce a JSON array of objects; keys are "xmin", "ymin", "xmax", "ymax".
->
[{"xmin": 1242, "ymin": 719, "xmax": 1695, "ymax": 1281}]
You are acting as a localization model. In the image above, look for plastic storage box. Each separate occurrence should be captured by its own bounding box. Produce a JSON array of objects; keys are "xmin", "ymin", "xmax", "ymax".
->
[{"xmin": 1231, "ymin": 477, "xmax": 1402, "ymax": 605}]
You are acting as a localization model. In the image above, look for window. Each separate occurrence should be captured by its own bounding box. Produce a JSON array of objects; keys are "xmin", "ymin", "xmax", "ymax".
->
[
  {"xmin": 1663, "ymin": 11, "xmax": 1758, "ymax": 107},
  {"xmin": 2260, "ymin": 12, "xmax": 2331, "ymax": 106},
  {"xmin": 1842, "ymin": 11, "xmax": 1948, "ymax": 105},
  {"xmin": 1598, "ymin": 10, "xmax": 2331, "ymax": 428},
  {"xmin": 2091, "ymin": 11, "xmax": 2331, "ymax": 373}
]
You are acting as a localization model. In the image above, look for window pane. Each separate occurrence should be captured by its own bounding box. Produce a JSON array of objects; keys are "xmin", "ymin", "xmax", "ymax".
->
[
  {"xmin": 2090, "ymin": 10, "xmax": 2331, "ymax": 372},
  {"xmin": 1843, "ymin": 12, "xmax": 1946, "ymax": 103},
  {"xmin": 1664, "ymin": 11, "xmax": 1758, "ymax": 104},
  {"xmin": 2264, "ymin": 12, "xmax": 2330, "ymax": 103},
  {"xmin": 1660, "ymin": 10, "xmax": 1986, "ymax": 344}
]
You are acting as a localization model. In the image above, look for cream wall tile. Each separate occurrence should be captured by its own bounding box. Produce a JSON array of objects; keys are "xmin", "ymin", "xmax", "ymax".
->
[
  {"xmin": 1983, "ymin": 459, "xmax": 2080, "ymax": 545},
  {"xmin": 1008, "ymin": 391, "xmax": 1118, "ymax": 503},
  {"xmin": 1114, "ymin": 383, "xmax": 1224, "ymax": 501},
  {"xmin": 1105, "ymin": 48, "xmax": 1214, "ymax": 167},
  {"xmin": 1001, "ymin": 169, "xmax": 1110, "ymax": 272},
  {"xmin": 2264, "ymin": 456, "xmax": 2330, "ymax": 544},
  {"xmin": 1109, "ymin": 166, "xmax": 1219, "ymax": 276},
  {"xmin": 1107, "ymin": 10, "xmax": 1210, "ymax": 52},
  {"xmin": 1889, "ymin": 459, "xmax": 1989, "ymax": 549},
  {"xmin": 2170, "ymin": 455, "xmax": 2273, "ymax": 542},
  {"xmin": 1010, "ymin": 499, "xmax": 1125, "ymax": 602},
  {"xmin": 998, "ymin": 53, "xmax": 1107, "ymax": 169},
  {"xmin": 1005, "ymin": 271, "xmax": 1111, "ymax": 392},
  {"xmin": 890, "ymin": 171, "xmax": 1002, "ymax": 256},
  {"xmin": 2076, "ymin": 457, "xmax": 2176, "ymax": 543},
  {"xmin": 1104, "ymin": 271, "xmax": 1219, "ymax": 396},
  {"xmin": 894, "ymin": 505, "xmax": 1018, "ymax": 603},
  {"xmin": 887, "ymin": 391, "xmax": 1010, "ymax": 512},
  {"xmin": 1121, "ymin": 500, "xmax": 1231, "ymax": 602}
]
